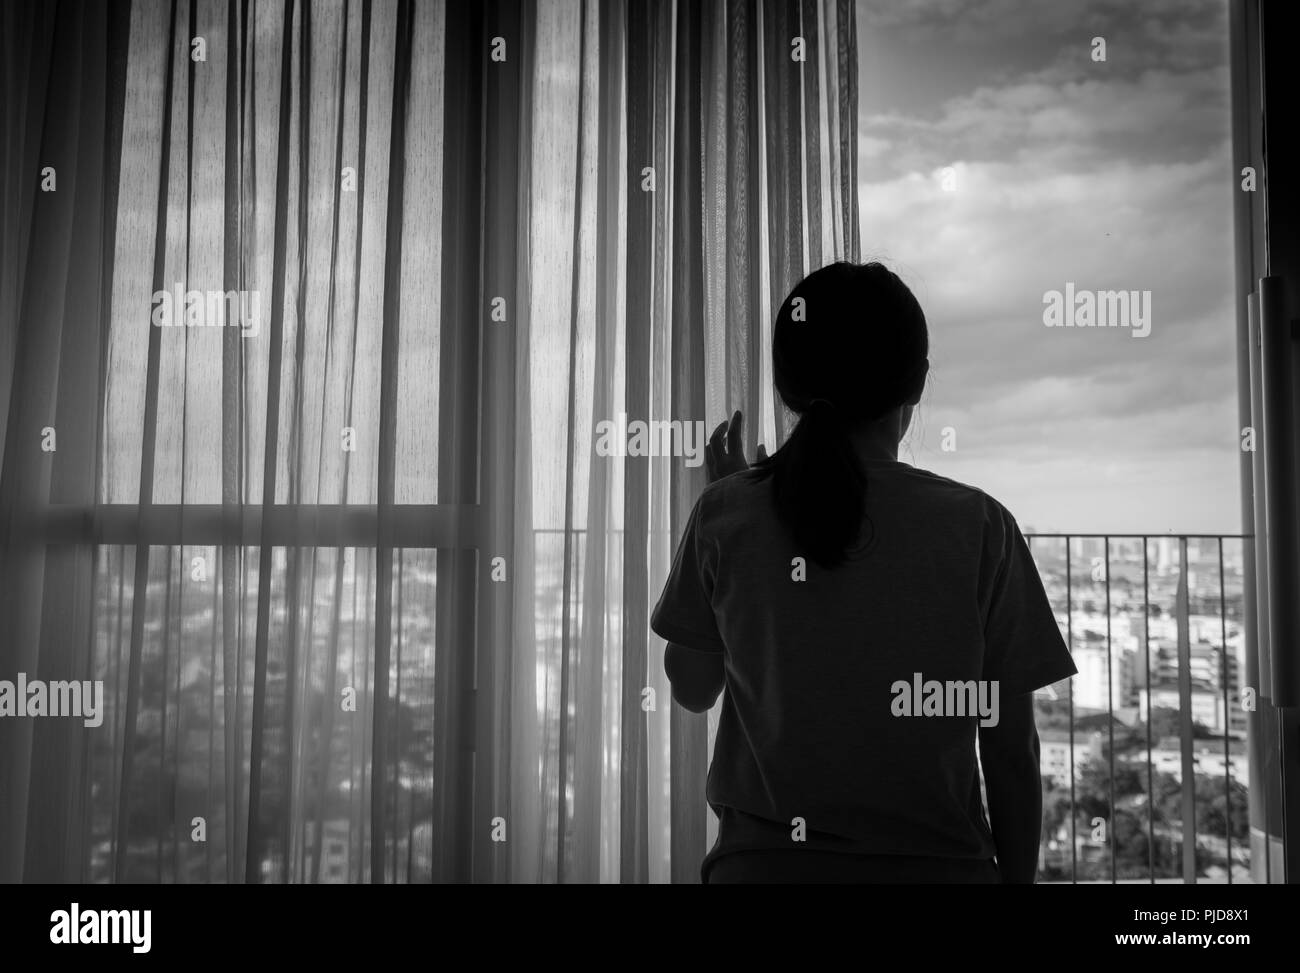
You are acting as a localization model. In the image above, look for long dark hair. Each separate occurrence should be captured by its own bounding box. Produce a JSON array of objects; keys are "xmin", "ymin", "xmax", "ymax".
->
[{"xmin": 756, "ymin": 261, "xmax": 929, "ymax": 567}]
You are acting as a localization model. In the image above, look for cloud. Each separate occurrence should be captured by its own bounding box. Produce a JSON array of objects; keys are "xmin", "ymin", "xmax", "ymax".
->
[
  {"xmin": 860, "ymin": 0, "xmax": 1225, "ymax": 67},
  {"xmin": 855, "ymin": 0, "xmax": 1240, "ymax": 532},
  {"xmin": 861, "ymin": 67, "xmax": 1229, "ymax": 175}
]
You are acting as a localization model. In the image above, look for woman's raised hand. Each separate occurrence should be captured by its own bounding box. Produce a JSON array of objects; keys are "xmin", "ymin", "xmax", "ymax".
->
[{"xmin": 705, "ymin": 410, "xmax": 768, "ymax": 484}]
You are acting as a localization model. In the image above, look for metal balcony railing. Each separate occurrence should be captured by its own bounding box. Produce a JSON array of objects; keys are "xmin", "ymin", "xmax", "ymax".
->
[
  {"xmin": 42, "ymin": 511, "xmax": 1257, "ymax": 883},
  {"xmin": 1024, "ymin": 534, "xmax": 1250, "ymax": 884}
]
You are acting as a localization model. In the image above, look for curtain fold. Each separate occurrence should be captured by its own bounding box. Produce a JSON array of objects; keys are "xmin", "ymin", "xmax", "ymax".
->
[
  {"xmin": 0, "ymin": 0, "xmax": 858, "ymax": 883},
  {"xmin": 0, "ymin": 0, "xmax": 130, "ymax": 884},
  {"xmin": 667, "ymin": 0, "xmax": 710, "ymax": 886}
]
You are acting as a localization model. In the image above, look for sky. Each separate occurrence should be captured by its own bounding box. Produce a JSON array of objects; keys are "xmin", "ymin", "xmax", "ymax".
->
[{"xmin": 854, "ymin": 0, "xmax": 1241, "ymax": 535}]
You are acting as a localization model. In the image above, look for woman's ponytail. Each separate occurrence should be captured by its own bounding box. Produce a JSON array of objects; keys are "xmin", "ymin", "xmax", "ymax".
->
[
  {"xmin": 769, "ymin": 399, "xmax": 868, "ymax": 568},
  {"xmin": 758, "ymin": 261, "xmax": 928, "ymax": 568}
]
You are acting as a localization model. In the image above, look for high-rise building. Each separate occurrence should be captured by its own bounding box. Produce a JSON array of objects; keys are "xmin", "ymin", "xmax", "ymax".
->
[{"xmin": 1072, "ymin": 643, "xmax": 1135, "ymax": 714}]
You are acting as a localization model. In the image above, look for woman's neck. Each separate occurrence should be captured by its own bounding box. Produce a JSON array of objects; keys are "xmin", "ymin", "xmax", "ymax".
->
[{"xmin": 848, "ymin": 408, "xmax": 908, "ymax": 463}]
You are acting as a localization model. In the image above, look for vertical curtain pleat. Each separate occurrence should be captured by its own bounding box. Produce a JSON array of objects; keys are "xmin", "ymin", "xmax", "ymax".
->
[
  {"xmin": 569, "ymin": 0, "xmax": 626, "ymax": 884},
  {"xmin": 220, "ymin": 0, "xmax": 249, "ymax": 884},
  {"xmin": 798, "ymin": 0, "xmax": 821, "ymax": 279},
  {"xmin": 282, "ymin": 0, "xmax": 317, "ymax": 885},
  {"xmin": 245, "ymin": 0, "xmax": 297, "ymax": 883},
  {"xmin": 434, "ymin": 0, "xmax": 481, "ymax": 883},
  {"xmin": 554, "ymin": 0, "xmax": 589, "ymax": 885},
  {"xmin": 508, "ymin": 5, "xmax": 541, "ymax": 884},
  {"xmin": 304, "ymin": 0, "xmax": 346, "ymax": 885},
  {"xmin": 44, "ymin": 0, "xmax": 104, "ymax": 883},
  {"xmin": 319, "ymin": 0, "xmax": 368, "ymax": 883},
  {"xmin": 116, "ymin": 0, "xmax": 183, "ymax": 884},
  {"xmin": 0, "ymin": 0, "xmax": 58, "ymax": 457},
  {"xmin": 668, "ymin": 0, "xmax": 710, "ymax": 885},
  {"xmin": 835, "ymin": 0, "xmax": 858, "ymax": 261},
  {"xmin": 371, "ymin": 0, "xmax": 413, "ymax": 884},
  {"xmin": 763, "ymin": 0, "xmax": 803, "ymax": 444},
  {"xmin": 566, "ymin": 0, "xmax": 600, "ymax": 873},
  {"xmin": 621, "ymin": 0, "xmax": 656, "ymax": 886},
  {"xmin": 477, "ymin": 0, "xmax": 528, "ymax": 884},
  {"xmin": 645, "ymin": 0, "xmax": 674, "ymax": 886},
  {"xmin": 724, "ymin": 0, "xmax": 763, "ymax": 444},
  {"xmin": 10, "ymin": 0, "xmax": 127, "ymax": 884}
]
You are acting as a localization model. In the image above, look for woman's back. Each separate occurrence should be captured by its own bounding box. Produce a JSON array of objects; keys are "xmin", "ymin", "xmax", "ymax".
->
[{"xmin": 652, "ymin": 457, "xmax": 1073, "ymax": 868}]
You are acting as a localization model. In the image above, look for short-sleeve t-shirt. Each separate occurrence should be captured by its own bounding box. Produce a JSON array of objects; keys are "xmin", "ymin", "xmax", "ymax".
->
[{"xmin": 650, "ymin": 459, "xmax": 1077, "ymax": 864}]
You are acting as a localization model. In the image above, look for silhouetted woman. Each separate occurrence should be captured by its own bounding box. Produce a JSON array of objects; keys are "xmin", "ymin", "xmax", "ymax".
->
[{"xmin": 651, "ymin": 261, "xmax": 1076, "ymax": 883}]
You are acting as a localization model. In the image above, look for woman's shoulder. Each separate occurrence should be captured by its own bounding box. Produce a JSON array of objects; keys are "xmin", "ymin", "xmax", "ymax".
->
[
  {"xmin": 691, "ymin": 467, "xmax": 775, "ymax": 534},
  {"xmin": 898, "ymin": 463, "xmax": 1012, "ymax": 509},
  {"xmin": 697, "ymin": 462, "xmax": 1023, "ymax": 546},
  {"xmin": 698, "ymin": 465, "xmax": 766, "ymax": 507},
  {"xmin": 879, "ymin": 464, "xmax": 1028, "ymax": 549}
]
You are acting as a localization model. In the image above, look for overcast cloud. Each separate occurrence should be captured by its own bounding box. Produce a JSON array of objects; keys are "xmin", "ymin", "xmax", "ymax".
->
[{"xmin": 856, "ymin": 0, "xmax": 1240, "ymax": 534}]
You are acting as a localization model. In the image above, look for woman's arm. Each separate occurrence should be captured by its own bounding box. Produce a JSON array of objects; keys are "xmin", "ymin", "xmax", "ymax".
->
[
  {"xmin": 659, "ymin": 411, "xmax": 762, "ymax": 714},
  {"xmin": 979, "ymin": 691, "xmax": 1043, "ymax": 883},
  {"xmin": 665, "ymin": 642, "xmax": 725, "ymax": 713}
]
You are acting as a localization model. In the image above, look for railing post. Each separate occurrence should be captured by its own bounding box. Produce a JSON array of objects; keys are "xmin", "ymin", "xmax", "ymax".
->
[{"xmin": 1176, "ymin": 538, "xmax": 1197, "ymax": 882}]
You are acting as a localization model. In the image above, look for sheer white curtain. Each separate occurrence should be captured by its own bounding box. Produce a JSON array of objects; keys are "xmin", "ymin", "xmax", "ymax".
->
[{"xmin": 0, "ymin": 0, "xmax": 859, "ymax": 883}]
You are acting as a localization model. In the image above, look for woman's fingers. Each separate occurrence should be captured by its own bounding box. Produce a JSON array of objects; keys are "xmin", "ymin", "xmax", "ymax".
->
[
  {"xmin": 756, "ymin": 443, "xmax": 768, "ymax": 462},
  {"xmin": 725, "ymin": 410, "xmax": 743, "ymax": 461},
  {"xmin": 705, "ymin": 413, "xmax": 752, "ymax": 482},
  {"xmin": 708, "ymin": 420, "xmax": 728, "ymax": 462},
  {"xmin": 709, "ymin": 419, "xmax": 728, "ymax": 454},
  {"xmin": 706, "ymin": 420, "xmax": 728, "ymax": 482}
]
